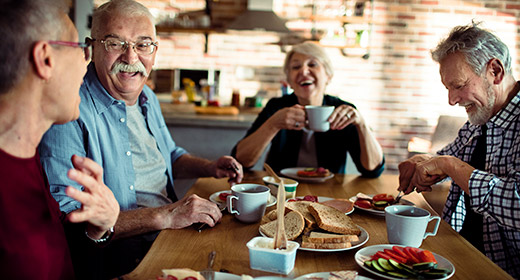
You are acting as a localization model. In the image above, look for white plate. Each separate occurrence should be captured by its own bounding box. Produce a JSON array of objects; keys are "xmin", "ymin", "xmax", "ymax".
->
[
  {"xmin": 280, "ymin": 167, "xmax": 334, "ymax": 183},
  {"xmin": 210, "ymin": 190, "xmax": 276, "ymax": 207},
  {"xmin": 259, "ymin": 226, "xmax": 369, "ymax": 252},
  {"xmin": 288, "ymin": 196, "xmax": 354, "ymax": 215},
  {"xmin": 349, "ymin": 195, "xmax": 414, "ymax": 216},
  {"xmin": 206, "ymin": 272, "xmax": 242, "ymax": 280},
  {"xmin": 294, "ymin": 272, "xmax": 373, "ymax": 280},
  {"xmin": 354, "ymin": 245, "xmax": 455, "ymax": 280}
]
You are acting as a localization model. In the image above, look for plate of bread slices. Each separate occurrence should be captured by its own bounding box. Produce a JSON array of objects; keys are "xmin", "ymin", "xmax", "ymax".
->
[
  {"xmin": 259, "ymin": 200, "xmax": 369, "ymax": 252},
  {"xmin": 287, "ymin": 196, "xmax": 354, "ymax": 215},
  {"xmin": 280, "ymin": 167, "xmax": 334, "ymax": 183}
]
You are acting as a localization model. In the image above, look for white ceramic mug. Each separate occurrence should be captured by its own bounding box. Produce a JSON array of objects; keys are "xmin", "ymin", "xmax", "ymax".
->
[
  {"xmin": 227, "ymin": 184, "xmax": 270, "ymax": 223},
  {"xmin": 385, "ymin": 205, "xmax": 441, "ymax": 247},
  {"xmin": 305, "ymin": 105, "xmax": 335, "ymax": 132}
]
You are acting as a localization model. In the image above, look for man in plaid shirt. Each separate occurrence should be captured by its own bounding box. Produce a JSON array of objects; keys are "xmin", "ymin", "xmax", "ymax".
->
[{"xmin": 398, "ymin": 23, "xmax": 520, "ymax": 279}]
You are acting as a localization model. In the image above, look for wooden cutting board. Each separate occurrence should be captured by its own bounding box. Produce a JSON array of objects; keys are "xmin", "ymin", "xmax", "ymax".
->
[{"xmin": 194, "ymin": 106, "xmax": 239, "ymax": 115}]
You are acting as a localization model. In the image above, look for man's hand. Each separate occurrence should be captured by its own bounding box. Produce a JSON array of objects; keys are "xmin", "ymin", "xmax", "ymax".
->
[
  {"xmin": 410, "ymin": 156, "xmax": 449, "ymax": 192},
  {"xmin": 398, "ymin": 154, "xmax": 433, "ymax": 194},
  {"xmin": 212, "ymin": 156, "xmax": 243, "ymax": 184},
  {"xmin": 65, "ymin": 155, "xmax": 120, "ymax": 239},
  {"xmin": 163, "ymin": 194, "xmax": 222, "ymax": 229}
]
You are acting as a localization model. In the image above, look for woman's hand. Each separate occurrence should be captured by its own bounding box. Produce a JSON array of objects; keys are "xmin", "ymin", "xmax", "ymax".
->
[
  {"xmin": 267, "ymin": 104, "xmax": 307, "ymax": 130},
  {"xmin": 328, "ymin": 104, "xmax": 361, "ymax": 130}
]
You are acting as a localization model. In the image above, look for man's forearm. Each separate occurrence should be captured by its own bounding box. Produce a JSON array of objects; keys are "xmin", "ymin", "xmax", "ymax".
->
[
  {"xmin": 172, "ymin": 154, "xmax": 214, "ymax": 179},
  {"xmin": 439, "ymin": 156, "xmax": 473, "ymax": 193},
  {"xmin": 112, "ymin": 206, "xmax": 171, "ymax": 239}
]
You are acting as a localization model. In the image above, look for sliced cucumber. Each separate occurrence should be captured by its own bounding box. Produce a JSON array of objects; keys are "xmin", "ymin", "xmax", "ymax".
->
[
  {"xmin": 377, "ymin": 258, "xmax": 395, "ymax": 271},
  {"xmin": 388, "ymin": 258, "xmax": 403, "ymax": 270},
  {"xmin": 373, "ymin": 201, "xmax": 389, "ymax": 207},
  {"xmin": 364, "ymin": 260, "xmax": 373, "ymax": 269},
  {"xmin": 386, "ymin": 271, "xmax": 408, "ymax": 279},
  {"xmin": 371, "ymin": 260, "xmax": 387, "ymax": 274},
  {"xmin": 413, "ymin": 262, "xmax": 438, "ymax": 271},
  {"xmin": 399, "ymin": 264, "xmax": 420, "ymax": 276}
]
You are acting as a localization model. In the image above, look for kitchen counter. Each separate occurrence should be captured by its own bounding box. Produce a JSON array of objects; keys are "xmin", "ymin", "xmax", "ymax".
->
[
  {"xmin": 160, "ymin": 102, "xmax": 259, "ymax": 129},
  {"xmin": 159, "ymin": 101, "xmax": 266, "ymax": 168}
]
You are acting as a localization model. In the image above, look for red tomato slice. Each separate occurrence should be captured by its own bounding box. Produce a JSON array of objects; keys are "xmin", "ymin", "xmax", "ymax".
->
[
  {"xmin": 409, "ymin": 247, "xmax": 424, "ymax": 261},
  {"xmin": 303, "ymin": 195, "xmax": 319, "ymax": 202},
  {"xmin": 354, "ymin": 199, "xmax": 372, "ymax": 209},
  {"xmin": 384, "ymin": 249, "xmax": 408, "ymax": 263},
  {"xmin": 372, "ymin": 251, "xmax": 395, "ymax": 261},
  {"xmin": 372, "ymin": 193, "xmax": 395, "ymax": 202},
  {"xmin": 391, "ymin": 246, "xmax": 409, "ymax": 259},
  {"xmin": 218, "ymin": 192, "xmax": 230, "ymax": 201},
  {"xmin": 418, "ymin": 249, "xmax": 437, "ymax": 263},
  {"xmin": 403, "ymin": 247, "xmax": 421, "ymax": 264},
  {"xmin": 372, "ymin": 194, "xmax": 387, "ymax": 201}
]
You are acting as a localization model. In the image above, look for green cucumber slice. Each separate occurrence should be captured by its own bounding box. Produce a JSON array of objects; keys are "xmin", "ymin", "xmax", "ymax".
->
[
  {"xmin": 413, "ymin": 262, "xmax": 437, "ymax": 271},
  {"xmin": 386, "ymin": 271, "xmax": 408, "ymax": 278},
  {"xmin": 371, "ymin": 260, "xmax": 387, "ymax": 273},
  {"xmin": 377, "ymin": 258, "xmax": 395, "ymax": 271}
]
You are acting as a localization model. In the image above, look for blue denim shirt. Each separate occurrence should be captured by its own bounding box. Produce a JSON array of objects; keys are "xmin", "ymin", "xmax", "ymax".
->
[{"xmin": 39, "ymin": 63, "xmax": 187, "ymax": 213}]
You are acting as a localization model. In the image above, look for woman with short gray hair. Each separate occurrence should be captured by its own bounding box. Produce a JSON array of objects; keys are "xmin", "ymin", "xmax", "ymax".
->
[{"xmin": 233, "ymin": 42, "xmax": 384, "ymax": 177}]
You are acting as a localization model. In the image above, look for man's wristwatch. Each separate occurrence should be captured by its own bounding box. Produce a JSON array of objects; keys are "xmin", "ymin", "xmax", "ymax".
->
[{"xmin": 85, "ymin": 226, "xmax": 115, "ymax": 244}]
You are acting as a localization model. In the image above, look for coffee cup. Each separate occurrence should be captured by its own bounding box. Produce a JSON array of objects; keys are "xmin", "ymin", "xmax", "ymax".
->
[
  {"xmin": 385, "ymin": 205, "xmax": 441, "ymax": 247},
  {"xmin": 227, "ymin": 184, "xmax": 270, "ymax": 223},
  {"xmin": 305, "ymin": 105, "xmax": 335, "ymax": 132}
]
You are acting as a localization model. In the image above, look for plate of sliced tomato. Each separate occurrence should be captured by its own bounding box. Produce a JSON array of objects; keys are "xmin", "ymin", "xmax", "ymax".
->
[
  {"xmin": 349, "ymin": 193, "xmax": 414, "ymax": 216},
  {"xmin": 355, "ymin": 245, "xmax": 455, "ymax": 280}
]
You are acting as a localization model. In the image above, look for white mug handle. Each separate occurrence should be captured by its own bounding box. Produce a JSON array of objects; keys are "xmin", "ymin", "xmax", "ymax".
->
[
  {"xmin": 227, "ymin": 195, "xmax": 239, "ymax": 215},
  {"xmin": 424, "ymin": 216, "xmax": 441, "ymax": 239}
]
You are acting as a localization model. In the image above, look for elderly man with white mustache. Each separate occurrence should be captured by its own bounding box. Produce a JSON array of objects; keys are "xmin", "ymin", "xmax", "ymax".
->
[{"xmin": 39, "ymin": 0, "xmax": 243, "ymax": 278}]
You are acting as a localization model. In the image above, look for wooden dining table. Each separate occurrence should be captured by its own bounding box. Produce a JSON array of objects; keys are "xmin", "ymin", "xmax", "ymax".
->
[{"xmin": 122, "ymin": 172, "xmax": 513, "ymax": 280}]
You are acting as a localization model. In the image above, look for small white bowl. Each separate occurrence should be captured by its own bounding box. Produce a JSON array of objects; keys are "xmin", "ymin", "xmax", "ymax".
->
[{"xmin": 246, "ymin": 237, "xmax": 299, "ymax": 275}]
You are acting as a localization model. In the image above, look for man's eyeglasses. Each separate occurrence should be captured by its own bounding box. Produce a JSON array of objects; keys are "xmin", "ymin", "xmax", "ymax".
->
[
  {"xmin": 89, "ymin": 37, "xmax": 158, "ymax": 55},
  {"xmin": 48, "ymin": 40, "xmax": 92, "ymax": 61}
]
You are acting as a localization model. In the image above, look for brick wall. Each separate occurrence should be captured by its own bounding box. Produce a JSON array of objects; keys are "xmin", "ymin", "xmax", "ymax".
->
[{"xmin": 95, "ymin": 0, "xmax": 520, "ymax": 173}]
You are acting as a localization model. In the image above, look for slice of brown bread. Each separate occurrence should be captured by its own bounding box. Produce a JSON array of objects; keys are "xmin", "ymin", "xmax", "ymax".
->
[
  {"xmin": 308, "ymin": 203, "xmax": 361, "ymax": 235},
  {"xmin": 259, "ymin": 210, "xmax": 305, "ymax": 240},
  {"xmin": 286, "ymin": 201, "xmax": 317, "ymax": 229},
  {"xmin": 307, "ymin": 232, "xmax": 359, "ymax": 243},
  {"xmin": 301, "ymin": 236, "xmax": 352, "ymax": 249},
  {"xmin": 260, "ymin": 209, "xmax": 278, "ymax": 225}
]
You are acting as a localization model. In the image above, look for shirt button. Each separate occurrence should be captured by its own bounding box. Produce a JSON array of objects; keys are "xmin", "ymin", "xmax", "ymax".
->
[
  {"xmin": 129, "ymin": 185, "xmax": 134, "ymax": 191},
  {"xmin": 120, "ymin": 118, "xmax": 125, "ymax": 123},
  {"xmin": 126, "ymin": 151, "xmax": 131, "ymax": 156}
]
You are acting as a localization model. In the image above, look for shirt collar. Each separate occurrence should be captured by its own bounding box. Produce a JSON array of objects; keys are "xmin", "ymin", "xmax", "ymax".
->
[{"xmin": 487, "ymin": 81, "xmax": 520, "ymax": 131}]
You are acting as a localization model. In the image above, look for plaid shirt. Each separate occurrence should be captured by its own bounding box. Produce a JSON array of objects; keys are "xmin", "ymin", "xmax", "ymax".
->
[{"xmin": 437, "ymin": 89, "xmax": 520, "ymax": 279}]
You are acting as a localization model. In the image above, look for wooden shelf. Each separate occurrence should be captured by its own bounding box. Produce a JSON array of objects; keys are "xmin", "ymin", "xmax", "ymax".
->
[
  {"xmin": 155, "ymin": 26, "xmax": 223, "ymax": 34},
  {"xmin": 155, "ymin": 25, "xmax": 225, "ymax": 53}
]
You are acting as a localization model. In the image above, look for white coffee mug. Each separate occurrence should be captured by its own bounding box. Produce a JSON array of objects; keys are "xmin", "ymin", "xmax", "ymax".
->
[
  {"xmin": 227, "ymin": 184, "xmax": 270, "ymax": 223},
  {"xmin": 385, "ymin": 205, "xmax": 441, "ymax": 247},
  {"xmin": 305, "ymin": 105, "xmax": 335, "ymax": 132}
]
